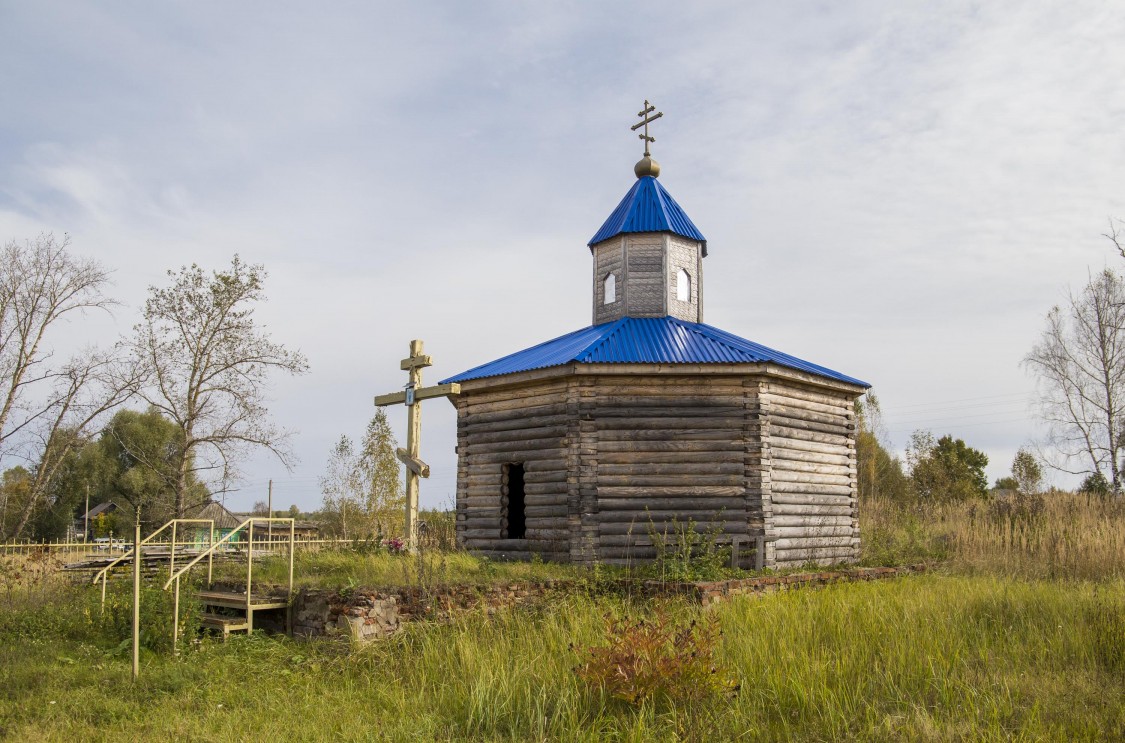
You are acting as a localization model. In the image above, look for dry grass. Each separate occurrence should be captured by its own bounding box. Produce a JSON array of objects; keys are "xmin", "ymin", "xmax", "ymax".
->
[{"xmin": 862, "ymin": 491, "xmax": 1125, "ymax": 581}]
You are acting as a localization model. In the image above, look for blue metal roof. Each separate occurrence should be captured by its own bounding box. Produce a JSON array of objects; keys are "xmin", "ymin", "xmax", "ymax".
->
[
  {"xmin": 588, "ymin": 177, "xmax": 707, "ymax": 253},
  {"xmin": 441, "ymin": 316, "xmax": 869, "ymax": 387}
]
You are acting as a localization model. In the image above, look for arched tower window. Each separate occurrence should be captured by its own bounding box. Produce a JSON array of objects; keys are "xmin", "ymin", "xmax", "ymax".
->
[
  {"xmin": 604, "ymin": 273, "xmax": 616, "ymax": 304},
  {"xmin": 676, "ymin": 268, "xmax": 691, "ymax": 302}
]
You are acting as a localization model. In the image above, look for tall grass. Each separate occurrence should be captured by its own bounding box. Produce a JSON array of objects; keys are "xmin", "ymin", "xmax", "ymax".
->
[
  {"xmin": 861, "ymin": 491, "xmax": 1125, "ymax": 581},
  {"xmin": 2, "ymin": 577, "xmax": 1122, "ymax": 741}
]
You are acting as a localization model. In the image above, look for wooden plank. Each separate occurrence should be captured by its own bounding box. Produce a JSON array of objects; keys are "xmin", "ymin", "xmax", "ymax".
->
[
  {"xmin": 375, "ymin": 382, "xmax": 460, "ymax": 406},
  {"xmin": 598, "ymin": 451, "xmax": 742, "ymax": 465},
  {"xmin": 598, "ymin": 439, "xmax": 742, "ymax": 452},
  {"xmin": 597, "ymin": 475, "xmax": 743, "ymax": 487}
]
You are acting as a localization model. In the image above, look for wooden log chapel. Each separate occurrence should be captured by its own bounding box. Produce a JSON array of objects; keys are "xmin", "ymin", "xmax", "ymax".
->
[{"xmin": 441, "ymin": 103, "xmax": 870, "ymax": 568}]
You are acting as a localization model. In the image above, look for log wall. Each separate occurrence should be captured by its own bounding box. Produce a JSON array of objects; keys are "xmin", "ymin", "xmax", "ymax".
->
[
  {"xmin": 584, "ymin": 375, "xmax": 753, "ymax": 565},
  {"xmin": 455, "ymin": 379, "xmax": 571, "ymax": 561},
  {"xmin": 760, "ymin": 381, "xmax": 860, "ymax": 567},
  {"xmin": 455, "ymin": 369, "xmax": 862, "ymax": 569}
]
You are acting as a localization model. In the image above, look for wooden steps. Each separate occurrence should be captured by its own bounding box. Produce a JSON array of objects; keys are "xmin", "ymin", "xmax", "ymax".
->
[{"xmin": 196, "ymin": 590, "xmax": 291, "ymax": 640}]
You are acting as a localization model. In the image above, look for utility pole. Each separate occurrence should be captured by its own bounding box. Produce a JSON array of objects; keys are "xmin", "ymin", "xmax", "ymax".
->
[{"xmin": 84, "ymin": 483, "xmax": 90, "ymax": 542}]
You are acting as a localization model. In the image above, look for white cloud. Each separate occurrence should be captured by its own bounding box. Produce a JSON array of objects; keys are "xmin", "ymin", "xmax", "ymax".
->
[{"xmin": 2, "ymin": 1, "xmax": 1124, "ymax": 507}]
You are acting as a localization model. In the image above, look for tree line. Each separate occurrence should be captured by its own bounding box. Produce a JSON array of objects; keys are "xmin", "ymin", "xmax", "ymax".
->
[
  {"xmin": 860, "ymin": 219, "xmax": 1125, "ymax": 502},
  {"xmin": 0, "ymin": 233, "xmax": 308, "ymax": 540}
]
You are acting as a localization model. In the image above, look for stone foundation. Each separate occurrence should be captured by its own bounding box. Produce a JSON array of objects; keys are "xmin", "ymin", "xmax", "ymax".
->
[{"xmin": 282, "ymin": 565, "xmax": 927, "ymax": 643}]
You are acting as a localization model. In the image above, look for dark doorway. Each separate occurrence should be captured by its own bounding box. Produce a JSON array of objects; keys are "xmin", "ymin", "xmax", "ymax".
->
[{"xmin": 502, "ymin": 463, "xmax": 526, "ymax": 539}]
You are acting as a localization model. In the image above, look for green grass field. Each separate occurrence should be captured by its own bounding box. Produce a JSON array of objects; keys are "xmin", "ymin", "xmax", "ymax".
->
[{"xmin": 2, "ymin": 494, "xmax": 1124, "ymax": 741}]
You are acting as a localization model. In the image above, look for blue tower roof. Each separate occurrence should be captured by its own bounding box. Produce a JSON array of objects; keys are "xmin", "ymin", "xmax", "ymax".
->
[
  {"xmin": 588, "ymin": 176, "xmax": 707, "ymax": 253},
  {"xmin": 441, "ymin": 316, "xmax": 869, "ymax": 387}
]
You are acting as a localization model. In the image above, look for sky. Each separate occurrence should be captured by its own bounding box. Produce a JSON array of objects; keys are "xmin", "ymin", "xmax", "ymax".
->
[{"xmin": 2, "ymin": 1, "xmax": 1124, "ymax": 512}]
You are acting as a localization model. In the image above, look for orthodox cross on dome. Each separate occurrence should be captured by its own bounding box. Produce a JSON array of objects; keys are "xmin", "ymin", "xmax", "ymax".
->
[
  {"xmin": 374, "ymin": 340, "xmax": 460, "ymax": 553},
  {"xmin": 631, "ymin": 99, "xmax": 662, "ymax": 156},
  {"xmin": 630, "ymin": 100, "xmax": 663, "ymax": 178}
]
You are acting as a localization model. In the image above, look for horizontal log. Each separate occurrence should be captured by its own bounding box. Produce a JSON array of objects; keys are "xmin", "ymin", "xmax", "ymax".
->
[
  {"xmin": 462, "ymin": 404, "xmax": 569, "ymax": 425},
  {"xmin": 769, "ymin": 425, "xmax": 849, "ymax": 446},
  {"xmin": 596, "ymin": 406, "xmax": 746, "ymax": 419},
  {"xmin": 770, "ymin": 445, "xmax": 852, "ymax": 466},
  {"xmin": 597, "ymin": 475, "xmax": 743, "ymax": 488},
  {"xmin": 773, "ymin": 536, "xmax": 856, "ymax": 550},
  {"xmin": 771, "ymin": 482, "xmax": 854, "ymax": 496},
  {"xmin": 762, "ymin": 385, "xmax": 850, "ymax": 408},
  {"xmin": 462, "ymin": 435, "xmax": 566, "ymax": 455},
  {"xmin": 773, "ymin": 547, "xmax": 857, "ymax": 563},
  {"xmin": 599, "ymin": 450, "xmax": 742, "ymax": 465},
  {"xmin": 769, "ymin": 413, "xmax": 853, "ymax": 437},
  {"xmin": 600, "ymin": 462, "xmax": 744, "ymax": 475},
  {"xmin": 524, "ymin": 492, "xmax": 568, "ymax": 506},
  {"xmin": 599, "ymin": 496, "xmax": 745, "ymax": 511},
  {"xmin": 772, "ymin": 504, "xmax": 854, "ymax": 516},
  {"xmin": 466, "ymin": 452, "xmax": 568, "ymax": 466},
  {"xmin": 461, "ymin": 414, "xmax": 570, "ymax": 434},
  {"xmin": 598, "ymin": 509, "xmax": 750, "ymax": 523},
  {"xmin": 463, "ymin": 425, "xmax": 569, "ymax": 446},
  {"xmin": 464, "ymin": 389, "xmax": 568, "ymax": 414},
  {"xmin": 597, "ymin": 439, "xmax": 743, "ymax": 454},
  {"xmin": 462, "ymin": 498, "xmax": 501, "ymax": 510},
  {"xmin": 461, "ymin": 528, "xmax": 501, "ymax": 539},
  {"xmin": 525, "ymin": 505, "xmax": 569, "ymax": 518},
  {"xmin": 768, "ymin": 436, "xmax": 851, "ymax": 458},
  {"xmin": 762, "ymin": 394, "xmax": 850, "ymax": 416},
  {"xmin": 774, "ymin": 461, "xmax": 850, "ymax": 479},
  {"xmin": 770, "ymin": 404, "xmax": 852, "ymax": 427},
  {"xmin": 771, "ymin": 471, "xmax": 852, "ymax": 486},
  {"xmin": 600, "ymin": 521, "xmax": 747, "ymax": 536},
  {"xmin": 593, "ymin": 394, "xmax": 748, "ymax": 408},
  {"xmin": 524, "ymin": 528, "xmax": 571, "ymax": 540},
  {"xmin": 774, "ymin": 525, "xmax": 856, "ymax": 538},
  {"xmin": 771, "ymin": 493, "xmax": 853, "ymax": 507},
  {"xmin": 770, "ymin": 515, "xmax": 854, "ymax": 527},
  {"xmin": 598, "ymin": 428, "xmax": 743, "ymax": 442},
  {"xmin": 597, "ymin": 418, "xmax": 745, "ymax": 432},
  {"xmin": 596, "ymin": 485, "xmax": 745, "ymax": 497}
]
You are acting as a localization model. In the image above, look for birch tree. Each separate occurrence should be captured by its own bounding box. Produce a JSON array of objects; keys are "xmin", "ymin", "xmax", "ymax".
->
[
  {"xmin": 1024, "ymin": 269, "xmax": 1125, "ymax": 491},
  {"xmin": 0, "ymin": 234, "xmax": 134, "ymax": 539},
  {"xmin": 124, "ymin": 256, "xmax": 309, "ymax": 517}
]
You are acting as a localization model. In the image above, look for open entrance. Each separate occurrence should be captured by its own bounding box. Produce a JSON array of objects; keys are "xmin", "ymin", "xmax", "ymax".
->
[{"xmin": 501, "ymin": 463, "xmax": 526, "ymax": 539}]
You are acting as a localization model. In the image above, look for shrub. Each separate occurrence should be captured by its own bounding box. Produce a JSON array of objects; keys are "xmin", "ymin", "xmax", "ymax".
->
[{"xmin": 573, "ymin": 608, "xmax": 739, "ymax": 707}]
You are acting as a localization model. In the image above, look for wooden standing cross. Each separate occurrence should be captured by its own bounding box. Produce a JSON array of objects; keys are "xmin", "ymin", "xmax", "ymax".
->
[{"xmin": 374, "ymin": 340, "xmax": 460, "ymax": 552}]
